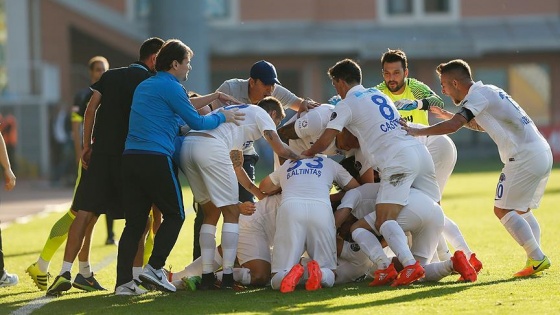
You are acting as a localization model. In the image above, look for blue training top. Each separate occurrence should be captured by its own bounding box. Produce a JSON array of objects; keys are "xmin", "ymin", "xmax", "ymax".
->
[{"xmin": 125, "ymin": 71, "xmax": 226, "ymax": 156}]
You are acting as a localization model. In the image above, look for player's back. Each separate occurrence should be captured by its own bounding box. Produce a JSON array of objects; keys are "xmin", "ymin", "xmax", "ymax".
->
[
  {"xmin": 273, "ymin": 156, "xmax": 353, "ymax": 205},
  {"xmin": 196, "ymin": 104, "xmax": 276, "ymax": 151},
  {"xmin": 463, "ymin": 83, "xmax": 549, "ymax": 162},
  {"xmin": 330, "ymin": 86, "xmax": 419, "ymax": 167}
]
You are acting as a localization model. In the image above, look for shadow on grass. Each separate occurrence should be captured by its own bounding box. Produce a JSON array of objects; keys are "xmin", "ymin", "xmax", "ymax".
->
[{"xmin": 10, "ymin": 276, "xmax": 528, "ymax": 315}]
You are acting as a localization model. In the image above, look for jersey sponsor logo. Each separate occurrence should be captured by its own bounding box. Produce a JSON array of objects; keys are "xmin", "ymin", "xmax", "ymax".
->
[
  {"xmin": 401, "ymin": 115, "xmax": 413, "ymax": 123},
  {"xmin": 330, "ymin": 112, "xmax": 337, "ymax": 121}
]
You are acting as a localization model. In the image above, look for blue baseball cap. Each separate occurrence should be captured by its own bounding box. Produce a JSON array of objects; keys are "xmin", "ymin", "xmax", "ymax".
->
[{"xmin": 250, "ymin": 60, "xmax": 281, "ymax": 85}]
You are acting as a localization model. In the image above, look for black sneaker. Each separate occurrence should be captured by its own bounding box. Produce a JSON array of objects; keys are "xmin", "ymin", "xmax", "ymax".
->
[
  {"xmin": 72, "ymin": 273, "xmax": 107, "ymax": 292},
  {"xmin": 46, "ymin": 271, "xmax": 72, "ymax": 296},
  {"xmin": 197, "ymin": 272, "xmax": 218, "ymax": 291}
]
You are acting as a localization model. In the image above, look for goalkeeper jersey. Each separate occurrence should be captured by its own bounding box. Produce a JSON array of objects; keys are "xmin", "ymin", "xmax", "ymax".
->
[{"xmin": 375, "ymin": 78, "xmax": 443, "ymax": 125}]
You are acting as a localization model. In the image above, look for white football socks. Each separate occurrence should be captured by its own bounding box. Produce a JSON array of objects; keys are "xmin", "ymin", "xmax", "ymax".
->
[
  {"xmin": 521, "ymin": 211, "xmax": 541, "ymax": 245},
  {"xmin": 221, "ymin": 223, "xmax": 239, "ymax": 274},
  {"xmin": 380, "ymin": 220, "xmax": 416, "ymax": 267},
  {"xmin": 443, "ymin": 216, "xmax": 472, "ymax": 257},
  {"xmin": 423, "ymin": 260, "xmax": 453, "ymax": 282},
  {"xmin": 199, "ymin": 224, "xmax": 217, "ymax": 274},
  {"xmin": 500, "ymin": 211, "xmax": 544, "ymax": 260},
  {"xmin": 351, "ymin": 228, "xmax": 391, "ymax": 269}
]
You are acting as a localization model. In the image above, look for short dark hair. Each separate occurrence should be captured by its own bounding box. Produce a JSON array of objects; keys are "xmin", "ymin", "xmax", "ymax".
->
[
  {"xmin": 155, "ymin": 39, "xmax": 193, "ymax": 72},
  {"xmin": 139, "ymin": 37, "xmax": 164, "ymax": 61},
  {"xmin": 381, "ymin": 49, "xmax": 408, "ymax": 70},
  {"xmin": 436, "ymin": 59, "xmax": 473, "ymax": 81},
  {"xmin": 257, "ymin": 96, "xmax": 285, "ymax": 119},
  {"xmin": 88, "ymin": 56, "xmax": 109, "ymax": 71},
  {"xmin": 328, "ymin": 59, "xmax": 362, "ymax": 85}
]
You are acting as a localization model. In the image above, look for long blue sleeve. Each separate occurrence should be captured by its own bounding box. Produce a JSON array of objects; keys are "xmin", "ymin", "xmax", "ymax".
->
[{"xmin": 125, "ymin": 72, "xmax": 226, "ymax": 156}]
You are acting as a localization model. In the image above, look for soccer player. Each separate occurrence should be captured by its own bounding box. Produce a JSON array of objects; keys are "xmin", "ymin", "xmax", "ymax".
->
[
  {"xmin": 375, "ymin": 49, "xmax": 444, "ymax": 125},
  {"xmin": 181, "ymin": 97, "xmax": 301, "ymax": 290},
  {"xmin": 302, "ymin": 59, "xmax": 441, "ymax": 286},
  {"xmin": 402, "ymin": 59, "xmax": 552, "ymax": 277},
  {"xmin": 26, "ymin": 57, "xmax": 110, "ymax": 291},
  {"xmin": 211, "ymin": 60, "xmax": 318, "ymax": 203},
  {"xmin": 169, "ymin": 194, "xmax": 283, "ymax": 289},
  {"xmin": 0, "ymin": 129, "xmax": 17, "ymax": 288},
  {"xmin": 70, "ymin": 56, "xmax": 116, "ymax": 245},
  {"xmin": 114, "ymin": 39, "xmax": 244, "ymax": 296},
  {"xmin": 45, "ymin": 37, "xmax": 165, "ymax": 296},
  {"xmin": 342, "ymin": 183, "xmax": 477, "ymax": 285},
  {"xmin": 277, "ymin": 104, "xmax": 338, "ymax": 156},
  {"xmin": 260, "ymin": 156, "xmax": 360, "ymax": 292}
]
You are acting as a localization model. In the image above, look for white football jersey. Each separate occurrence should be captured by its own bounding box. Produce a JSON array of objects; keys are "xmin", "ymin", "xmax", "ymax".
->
[
  {"xmin": 239, "ymin": 193, "xmax": 282, "ymax": 248},
  {"xmin": 461, "ymin": 82, "xmax": 550, "ymax": 163},
  {"xmin": 269, "ymin": 155, "xmax": 354, "ymax": 204},
  {"xmin": 327, "ymin": 85, "xmax": 420, "ymax": 168},
  {"xmin": 287, "ymin": 104, "xmax": 339, "ymax": 155},
  {"xmin": 189, "ymin": 104, "xmax": 277, "ymax": 151},
  {"xmin": 338, "ymin": 183, "xmax": 379, "ymax": 219},
  {"xmin": 217, "ymin": 79, "xmax": 300, "ymax": 155}
]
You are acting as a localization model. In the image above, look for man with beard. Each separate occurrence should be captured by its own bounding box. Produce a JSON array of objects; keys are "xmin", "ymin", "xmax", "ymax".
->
[{"xmin": 375, "ymin": 49, "xmax": 443, "ymax": 125}]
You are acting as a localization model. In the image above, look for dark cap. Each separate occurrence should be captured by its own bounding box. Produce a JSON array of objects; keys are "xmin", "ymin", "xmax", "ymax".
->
[{"xmin": 250, "ymin": 60, "xmax": 281, "ymax": 85}]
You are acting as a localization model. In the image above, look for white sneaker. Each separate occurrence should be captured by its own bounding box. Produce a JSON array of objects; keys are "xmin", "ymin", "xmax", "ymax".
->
[
  {"xmin": 139, "ymin": 264, "xmax": 176, "ymax": 292},
  {"xmin": 0, "ymin": 270, "xmax": 19, "ymax": 287},
  {"xmin": 115, "ymin": 280, "xmax": 147, "ymax": 296}
]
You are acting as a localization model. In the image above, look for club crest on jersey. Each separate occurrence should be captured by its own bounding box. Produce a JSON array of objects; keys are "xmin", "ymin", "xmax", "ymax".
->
[
  {"xmin": 354, "ymin": 160, "xmax": 362, "ymax": 172},
  {"xmin": 298, "ymin": 120, "xmax": 308, "ymax": 129},
  {"xmin": 499, "ymin": 173, "xmax": 506, "ymax": 183},
  {"xmin": 350, "ymin": 243, "xmax": 361, "ymax": 252},
  {"xmin": 330, "ymin": 112, "xmax": 337, "ymax": 121}
]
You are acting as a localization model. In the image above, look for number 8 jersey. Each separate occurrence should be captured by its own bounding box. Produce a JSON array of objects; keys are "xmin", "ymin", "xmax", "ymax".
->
[{"xmin": 326, "ymin": 85, "xmax": 422, "ymax": 168}]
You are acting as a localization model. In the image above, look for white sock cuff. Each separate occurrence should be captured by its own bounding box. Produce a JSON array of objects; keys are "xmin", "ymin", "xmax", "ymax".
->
[
  {"xmin": 520, "ymin": 211, "xmax": 534, "ymax": 219},
  {"xmin": 200, "ymin": 224, "xmax": 217, "ymax": 235},
  {"xmin": 222, "ymin": 223, "xmax": 239, "ymax": 234},
  {"xmin": 500, "ymin": 211, "xmax": 517, "ymax": 225},
  {"xmin": 379, "ymin": 220, "xmax": 398, "ymax": 235}
]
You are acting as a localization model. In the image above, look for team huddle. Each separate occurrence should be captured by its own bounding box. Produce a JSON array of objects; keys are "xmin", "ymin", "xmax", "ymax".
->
[{"xmin": 21, "ymin": 38, "xmax": 552, "ymax": 296}]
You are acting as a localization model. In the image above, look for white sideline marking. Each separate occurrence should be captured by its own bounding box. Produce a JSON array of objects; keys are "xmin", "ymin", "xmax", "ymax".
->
[{"xmin": 10, "ymin": 252, "xmax": 116, "ymax": 315}]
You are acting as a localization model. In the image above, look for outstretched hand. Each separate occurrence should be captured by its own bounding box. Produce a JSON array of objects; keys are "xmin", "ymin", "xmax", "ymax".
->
[
  {"xmin": 399, "ymin": 118, "xmax": 419, "ymax": 136},
  {"xmin": 429, "ymin": 106, "xmax": 453, "ymax": 120},
  {"xmin": 217, "ymin": 92, "xmax": 242, "ymax": 105},
  {"xmin": 219, "ymin": 107, "xmax": 246, "ymax": 125},
  {"xmin": 298, "ymin": 98, "xmax": 320, "ymax": 114}
]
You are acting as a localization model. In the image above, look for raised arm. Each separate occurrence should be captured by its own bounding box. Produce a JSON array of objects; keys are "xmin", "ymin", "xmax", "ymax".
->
[{"xmin": 263, "ymin": 130, "xmax": 302, "ymax": 161}]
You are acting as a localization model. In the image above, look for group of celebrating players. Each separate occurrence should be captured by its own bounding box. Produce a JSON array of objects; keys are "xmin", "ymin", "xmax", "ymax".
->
[{"xmin": 23, "ymin": 37, "xmax": 551, "ymax": 296}]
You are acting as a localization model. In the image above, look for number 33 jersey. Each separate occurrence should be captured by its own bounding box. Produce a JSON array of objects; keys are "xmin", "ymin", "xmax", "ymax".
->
[{"xmin": 269, "ymin": 155, "xmax": 354, "ymax": 204}]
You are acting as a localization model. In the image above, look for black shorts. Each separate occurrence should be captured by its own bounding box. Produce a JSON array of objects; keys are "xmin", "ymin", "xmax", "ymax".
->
[
  {"xmin": 121, "ymin": 153, "xmax": 184, "ymax": 221},
  {"xmin": 71, "ymin": 153, "xmax": 124, "ymax": 218}
]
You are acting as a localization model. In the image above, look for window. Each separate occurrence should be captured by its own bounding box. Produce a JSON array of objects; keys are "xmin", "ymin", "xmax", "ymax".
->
[
  {"xmin": 377, "ymin": 0, "xmax": 459, "ymax": 24},
  {"xmin": 206, "ymin": 0, "xmax": 238, "ymax": 25}
]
